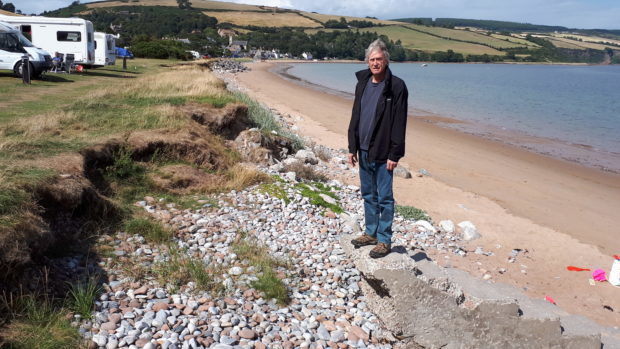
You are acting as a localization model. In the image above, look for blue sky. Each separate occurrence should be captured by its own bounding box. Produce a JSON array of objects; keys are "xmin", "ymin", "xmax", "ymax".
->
[{"xmin": 11, "ymin": 0, "xmax": 620, "ymax": 29}]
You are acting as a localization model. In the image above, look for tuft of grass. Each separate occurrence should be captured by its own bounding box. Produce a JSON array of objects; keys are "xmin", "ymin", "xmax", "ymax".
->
[
  {"xmin": 104, "ymin": 146, "xmax": 145, "ymax": 183},
  {"xmin": 0, "ymin": 293, "xmax": 81, "ymax": 349},
  {"xmin": 154, "ymin": 246, "xmax": 221, "ymax": 293},
  {"xmin": 67, "ymin": 277, "xmax": 100, "ymax": 318},
  {"xmin": 295, "ymin": 182, "xmax": 342, "ymax": 213},
  {"xmin": 258, "ymin": 183, "xmax": 290, "ymax": 204},
  {"xmin": 232, "ymin": 236, "xmax": 290, "ymax": 305},
  {"xmin": 224, "ymin": 164, "xmax": 270, "ymax": 191},
  {"xmin": 232, "ymin": 92, "xmax": 303, "ymax": 151},
  {"xmin": 396, "ymin": 205, "xmax": 431, "ymax": 221},
  {"xmin": 124, "ymin": 218, "xmax": 173, "ymax": 244}
]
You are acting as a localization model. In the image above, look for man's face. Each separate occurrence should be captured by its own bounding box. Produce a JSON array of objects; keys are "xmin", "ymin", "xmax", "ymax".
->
[{"xmin": 367, "ymin": 50, "xmax": 387, "ymax": 76}]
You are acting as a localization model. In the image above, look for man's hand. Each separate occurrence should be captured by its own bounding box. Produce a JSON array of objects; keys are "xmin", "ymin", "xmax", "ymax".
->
[
  {"xmin": 387, "ymin": 160, "xmax": 398, "ymax": 171},
  {"xmin": 348, "ymin": 153, "xmax": 358, "ymax": 167}
]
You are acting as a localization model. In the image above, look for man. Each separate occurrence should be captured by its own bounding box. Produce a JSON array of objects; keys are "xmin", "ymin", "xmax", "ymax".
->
[{"xmin": 347, "ymin": 39, "xmax": 408, "ymax": 258}]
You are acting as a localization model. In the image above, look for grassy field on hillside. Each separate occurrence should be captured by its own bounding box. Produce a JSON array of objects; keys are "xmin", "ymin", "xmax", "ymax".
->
[
  {"xmin": 547, "ymin": 36, "xmax": 615, "ymax": 50},
  {"xmin": 403, "ymin": 24, "xmax": 530, "ymax": 49},
  {"xmin": 87, "ymin": 0, "xmax": 266, "ymax": 11},
  {"xmin": 305, "ymin": 26, "xmax": 503, "ymax": 55},
  {"xmin": 203, "ymin": 10, "xmax": 320, "ymax": 28},
  {"xmin": 300, "ymin": 12, "xmax": 397, "ymax": 26},
  {"xmin": 490, "ymin": 33, "xmax": 539, "ymax": 47},
  {"xmin": 554, "ymin": 33, "xmax": 620, "ymax": 45}
]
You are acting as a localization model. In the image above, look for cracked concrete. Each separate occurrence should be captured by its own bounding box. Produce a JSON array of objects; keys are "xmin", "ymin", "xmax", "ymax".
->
[{"xmin": 341, "ymin": 234, "xmax": 620, "ymax": 348}]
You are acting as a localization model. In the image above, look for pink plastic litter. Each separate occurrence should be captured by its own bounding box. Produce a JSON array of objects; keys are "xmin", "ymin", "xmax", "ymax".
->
[{"xmin": 593, "ymin": 269, "xmax": 607, "ymax": 282}]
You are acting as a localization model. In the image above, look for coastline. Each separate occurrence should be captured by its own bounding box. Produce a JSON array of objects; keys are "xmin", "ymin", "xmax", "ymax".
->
[
  {"xmin": 274, "ymin": 62, "xmax": 620, "ymax": 174},
  {"xmin": 222, "ymin": 61, "xmax": 620, "ymax": 327}
]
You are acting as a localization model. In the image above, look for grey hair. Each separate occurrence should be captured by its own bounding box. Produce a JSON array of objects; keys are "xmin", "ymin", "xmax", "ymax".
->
[{"xmin": 365, "ymin": 39, "xmax": 390, "ymax": 64}]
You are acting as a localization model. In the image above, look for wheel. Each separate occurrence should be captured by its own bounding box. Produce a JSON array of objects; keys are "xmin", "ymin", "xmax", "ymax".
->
[{"xmin": 14, "ymin": 61, "xmax": 34, "ymax": 79}]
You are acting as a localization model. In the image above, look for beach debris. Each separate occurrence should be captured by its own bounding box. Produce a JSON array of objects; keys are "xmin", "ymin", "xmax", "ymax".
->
[
  {"xmin": 474, "ymin": 246, "xmax": 494, "ymax": 256},
  {"xmin": 567, "ymin": 266, "xmax": 591, "ymax": 272},
  {"xmin": 589, "ymin": 279, "xmax": 596, "ymax": 286},
  {"xmin": 609, "ymin": 257, "xmax": 620, "ymax": 286},
  {"xmin": 603, "ymin": 305, "xmax": 614, "ymax": 312},
  {"xmin": 439, "ymin": 220, "xmax": 455, "ymax": 233},
  {"xmin": 508, "ymin": 248, "xmax": 526, "ymax": 263},
  {"xmin": 545, "ymin": 296, "xmax": 557, "ymax": 305},
  {"xmin": 394, "ymin": 166, "xmax": 412, "ymax": 179},
  {"xmin": 483, "ymin": 273, "xmax": 492, "ymax": 280},
  {"xmin": 458, "ymin": 221, "xmax": 481, "ymax": 241},
  {"xmin": 593, "ymin": 269, "xmax": 607, "ymax": 282},
  {"xmin": 498, "ymin": 268, "xmax": 507, "ymax": 274},
  {"xmin": 418, "ymin": 168, "xmax": 431, "ymax": 176}
]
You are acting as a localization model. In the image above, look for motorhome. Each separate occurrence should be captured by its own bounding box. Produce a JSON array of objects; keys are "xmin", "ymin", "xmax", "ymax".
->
[
  {"xmin": 0, "ymin": 21, "xmax": 51, "ymax": 78},
  {"xmin": 0, "ymin": 14, "xmax": 95, "ymax": 66},
  {"xmin": 94, "ymin": 32, "xmax": 116, "ymax": 67}
]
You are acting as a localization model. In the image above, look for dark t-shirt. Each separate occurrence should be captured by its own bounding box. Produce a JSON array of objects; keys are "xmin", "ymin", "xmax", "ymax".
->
[{"xmin": 358, "ymin": 78, "xmax": 385, "ymax": 151}]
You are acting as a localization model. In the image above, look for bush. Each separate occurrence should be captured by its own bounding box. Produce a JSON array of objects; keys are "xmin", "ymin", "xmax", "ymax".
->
[{"xmin": 132, "ymin": 39, "xmax": 193, "ymax": 60}]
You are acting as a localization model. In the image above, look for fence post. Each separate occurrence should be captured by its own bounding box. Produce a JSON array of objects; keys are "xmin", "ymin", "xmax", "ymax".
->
[{"xmin": 21, "ymin": 55, "xmax": 31, "ymax": 85}]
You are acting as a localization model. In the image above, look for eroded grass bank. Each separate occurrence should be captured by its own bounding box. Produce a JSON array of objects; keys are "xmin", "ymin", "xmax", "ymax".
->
[{"xmin": 0, "ymin": 59, "xmax": 298, "ymax": 347}]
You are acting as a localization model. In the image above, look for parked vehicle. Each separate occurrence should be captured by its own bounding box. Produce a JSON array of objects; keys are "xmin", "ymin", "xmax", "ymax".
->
[
  {"xmin": 0, "ymin": 14, "xmax": 95, "ymax": 66},
  {"xmin": 0, "ymin": 21, "xmax": 51, "ymax": 78},
  {"xmin": 94, "ymin": 32, "xmax": 116, "ymax": 67}
]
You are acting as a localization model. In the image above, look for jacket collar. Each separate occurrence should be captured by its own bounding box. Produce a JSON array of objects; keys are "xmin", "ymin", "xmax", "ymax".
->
[{"xmin": 356, "ymin": 66, "xmax": 393, "ymax": 94}]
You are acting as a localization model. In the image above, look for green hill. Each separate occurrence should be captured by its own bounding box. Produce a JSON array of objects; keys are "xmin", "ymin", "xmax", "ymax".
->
[{"xmin": 42, "ymin": 0, "xmax": 619, "ymax": 63}]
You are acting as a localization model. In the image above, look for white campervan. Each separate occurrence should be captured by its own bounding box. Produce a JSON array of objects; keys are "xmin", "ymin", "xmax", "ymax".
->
[
  {"xmin": 0, "ymin": 14, "xmax": 95, "ymax": 66},
  {"xmin": 94, "ymin": 32, "xmax": 116, "ymax": 67},
  {"xmin": 0, "ymin": 21, "xmax": 51, "ymax": 78}
]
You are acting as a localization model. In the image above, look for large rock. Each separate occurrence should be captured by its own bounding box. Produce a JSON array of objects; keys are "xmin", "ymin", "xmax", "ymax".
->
[
  {"xmin": 458, "ymin": 221, "xmax": 481, "ymax": 241},
  {"xmin": 393, "ymin": 166, "xmax": 412, "ymax": 179},
  {"xmin": 294, "ymin": 149, "xmax": 318, "ymax": 165},
  {"xmin": 439, "ymin": 220, "xmax": 456, "ymax": 233},
  {"xmin": 340, "ymin": 234, "xmax": 616, "ymax": 348}
]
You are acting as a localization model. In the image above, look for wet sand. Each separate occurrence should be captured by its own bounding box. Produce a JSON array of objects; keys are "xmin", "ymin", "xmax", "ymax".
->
[{"xmin": 227, "ymin": 61, "xmax": 620, "ymax": 327}]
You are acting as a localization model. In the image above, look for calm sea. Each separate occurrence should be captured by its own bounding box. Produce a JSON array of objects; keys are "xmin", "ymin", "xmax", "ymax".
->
[{"xmin": 283, "ymin": 63, "xmax": 620, "ymax": 172}]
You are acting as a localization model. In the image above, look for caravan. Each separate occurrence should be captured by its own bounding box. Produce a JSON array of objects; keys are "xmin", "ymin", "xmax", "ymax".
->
[
  {"xmin": 0, "ymin": 14, "xmax": 95, "ymax": 66},
  {"xmin": 94, "ymin": 32, "xmax": 116, "ymax": 67},
  {"xmin": 0, "ymin": 21, "xmax": 52, "ymax": 78}
]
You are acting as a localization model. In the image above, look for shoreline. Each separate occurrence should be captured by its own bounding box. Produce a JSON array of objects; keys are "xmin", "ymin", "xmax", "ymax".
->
[
  {"xmin": 222, "ymin": 61, "xmax": 620, "ymax": 327},
  {"xmin": 274, "ymin": 62, "xmax": 620, "ymax": 174}
]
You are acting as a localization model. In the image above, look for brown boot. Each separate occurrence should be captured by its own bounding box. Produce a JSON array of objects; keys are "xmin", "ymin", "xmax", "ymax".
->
[
  {"xmin": 351, "ymin": 234, "xmax": 378, "ymax": 249},
  {"xmin": 369, "ymin": 243, "xmax": 391, "ymax": 258}
]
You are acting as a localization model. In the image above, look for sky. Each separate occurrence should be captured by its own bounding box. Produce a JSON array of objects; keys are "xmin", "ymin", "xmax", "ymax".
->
[{"xmin": 10, "ymin": 0, "xmax": 620, "ymax": 30}]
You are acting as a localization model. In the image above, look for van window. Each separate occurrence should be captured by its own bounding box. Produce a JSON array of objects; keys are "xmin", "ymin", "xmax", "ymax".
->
[
  {"xmin": 0, "ymin": 33, "xmax": 25, "ymax": 53},
  {"xmin": 57, "ymin": 31, "xmax": 81, "ymax": 42}
]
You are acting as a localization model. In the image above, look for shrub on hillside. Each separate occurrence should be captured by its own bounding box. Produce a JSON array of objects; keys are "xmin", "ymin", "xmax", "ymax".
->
[{"xmin": 131, "ymin": 39, "xmax": 193, "ymax": 60}]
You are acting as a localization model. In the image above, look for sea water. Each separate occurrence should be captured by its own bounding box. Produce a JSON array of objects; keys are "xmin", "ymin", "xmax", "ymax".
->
[{"xmin": 284, "ymin": 63, "xmax": 620, "ymax": 172}]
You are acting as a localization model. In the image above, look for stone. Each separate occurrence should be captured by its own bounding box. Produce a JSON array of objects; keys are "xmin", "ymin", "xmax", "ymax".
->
[
  {"xmin": 239, "ymin": 328, "xmax": 256, "ymax": 339},
  {"xmin": 393, "ymin": 166, "xmax": 412, "ymax": 179},
  {"xmin": 294, "ymin": 149, "xmax": 318, "ymax": 165},
  {"xmin": 229, "ymin": 266, "xmax": 243, "ymax": 276},
  {"xmin": 439, "ymin": 220, "xmax": 455, "ymax": 233},
  {"xmin": 458, "ymin": 221, "xmax": 481, "ymax": 240},
  {"xmin": 152, "ymin": 302, "xmax": 169, "ymax": 311}
]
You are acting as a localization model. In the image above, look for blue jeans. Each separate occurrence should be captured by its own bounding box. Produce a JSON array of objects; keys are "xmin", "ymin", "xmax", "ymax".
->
[{"xmin": 359, "ymin": 150, "xmax": 394, "ymax": 244}]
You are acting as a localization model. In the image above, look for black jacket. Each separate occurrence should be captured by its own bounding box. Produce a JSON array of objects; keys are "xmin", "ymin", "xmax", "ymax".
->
[{"xmin": 348, "ymin": 67, "xmax": 408, "ymax": 163}]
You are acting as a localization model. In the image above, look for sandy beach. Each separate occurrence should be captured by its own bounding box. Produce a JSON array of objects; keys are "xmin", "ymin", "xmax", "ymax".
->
[{"xmin": 225, "ymin": 61, "xmax": 620, "ymax": 328}]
